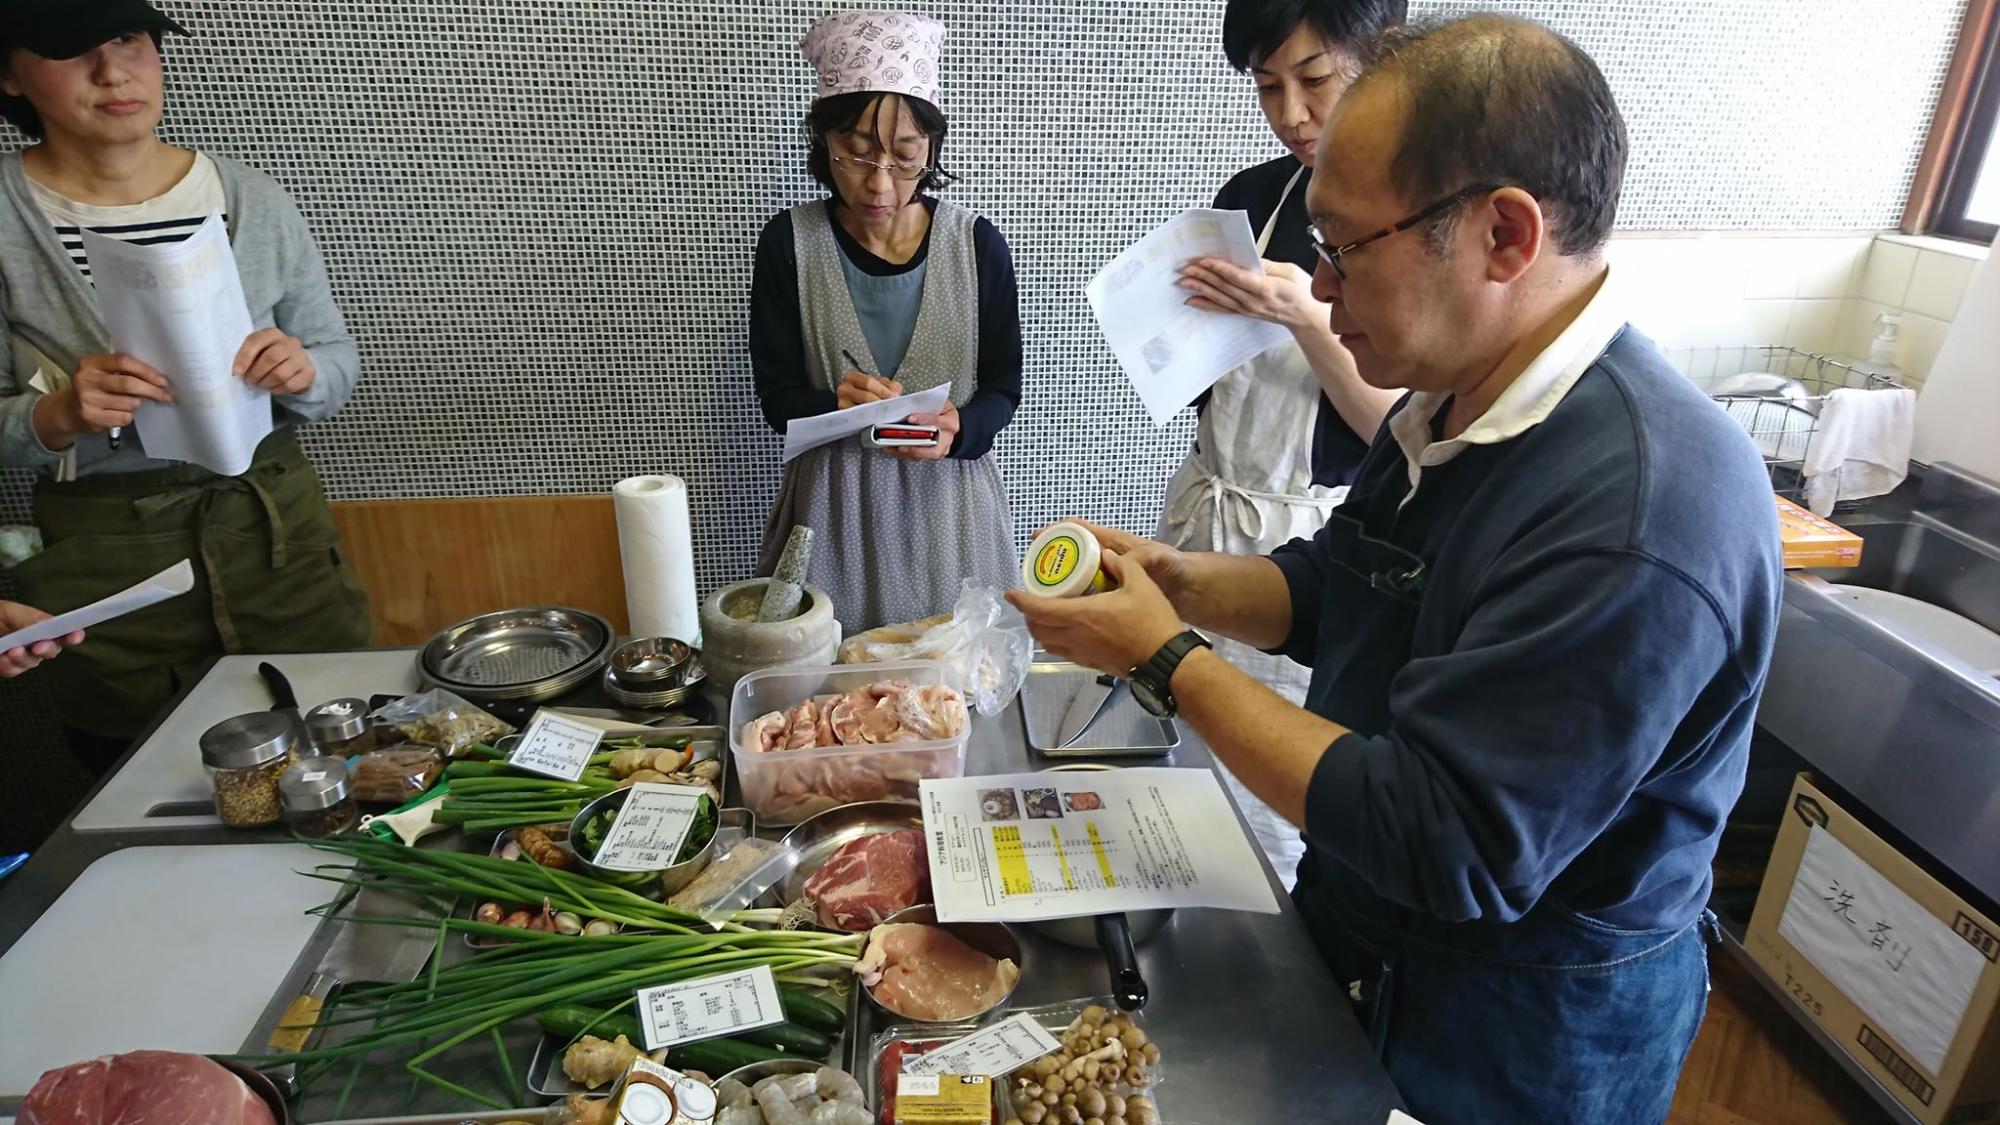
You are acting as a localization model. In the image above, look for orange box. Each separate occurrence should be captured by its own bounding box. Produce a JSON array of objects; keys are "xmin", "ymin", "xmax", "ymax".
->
[{"xmin": 1777, "ymin": 495, "xmax": 1864, "ymax": 569}]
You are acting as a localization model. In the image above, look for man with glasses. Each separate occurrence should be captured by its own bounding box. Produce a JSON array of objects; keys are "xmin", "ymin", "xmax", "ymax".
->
[{"xmin": 1011, "ymin": 14, "xmax": 1781, "ymax": 1122}]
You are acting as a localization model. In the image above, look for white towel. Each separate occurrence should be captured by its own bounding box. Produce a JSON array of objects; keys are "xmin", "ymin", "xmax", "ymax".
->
[{"xmin": 1802, "ymin": 387, "xmax": 1917, "ymax": 515}]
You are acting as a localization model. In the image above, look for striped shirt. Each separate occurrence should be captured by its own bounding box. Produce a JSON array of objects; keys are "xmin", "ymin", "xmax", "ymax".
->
[{"xmin": 25, "ymin": 153, "xmax": 226, "ymax": 283}]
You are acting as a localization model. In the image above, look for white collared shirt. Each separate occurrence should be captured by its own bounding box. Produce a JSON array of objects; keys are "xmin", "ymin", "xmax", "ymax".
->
[{"xmin": 1389, "ymin": 267, "xmax": 1627, "ymax": 500}]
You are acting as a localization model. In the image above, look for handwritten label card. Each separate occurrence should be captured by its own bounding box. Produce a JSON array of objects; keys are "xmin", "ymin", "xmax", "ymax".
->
[
  {"xmin": 636, "ymin": 965, "xmax": 786, "ymax": 1050},
  {"xmin": 902, "ymin": 1013, "xmax": 1062, "ymax": 1078},
  {"xmin": 505, "ymin": 710, "xmax": 605, "ymax": 781},
  {"xmin": 593, "ymin": 783, "xmax": 707, "ymax": 872},
  {"xmin": 1777, "ymin": 825, "xmax": 1986, "ymax": 1073}
]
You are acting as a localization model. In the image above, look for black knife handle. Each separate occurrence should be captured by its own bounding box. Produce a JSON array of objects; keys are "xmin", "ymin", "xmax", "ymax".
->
[
  {"xmin": 258, "ymin": 661, "xmax": 299, "ymax": 712},
  {"xmin": 1097, "ymin": 912, "xmax": 1149, "ymax": 1011}
]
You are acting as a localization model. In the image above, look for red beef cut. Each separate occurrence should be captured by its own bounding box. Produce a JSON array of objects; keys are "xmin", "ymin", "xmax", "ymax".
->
[
  {"xmin": 801, "ymin": 828, "xmax": 932, "ymax": 931},
  {"xmin": 21, "ymin": 1051, "xmax": 276, "ymax": 1125}
]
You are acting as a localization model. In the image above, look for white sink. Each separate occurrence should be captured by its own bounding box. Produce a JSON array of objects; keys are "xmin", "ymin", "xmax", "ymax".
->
[{"xmin": 1829, "ymin": 585, "xmax": 2000, "ymax": 676}]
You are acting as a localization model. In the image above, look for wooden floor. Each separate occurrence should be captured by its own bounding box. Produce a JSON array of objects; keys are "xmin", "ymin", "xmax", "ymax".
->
[{"xmin": 1670, "ymin": 953, "xmax": 1894, "ymax": 1125}]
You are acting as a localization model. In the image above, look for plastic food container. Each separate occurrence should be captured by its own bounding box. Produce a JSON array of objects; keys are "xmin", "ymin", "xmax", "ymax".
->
[
  {"xmin": 200, "ymin": 712, "xmax": 303, "ymax": 828},
  {"xmin": 304, "ymin": 697, "xmax": 377, "ymax": 757},
  {"xmin": 728, "ymin": 660, "xmax": 970, "ymax": 826},
  {"xmin": 1020, "ymin": 522, "xmax": 1116, "ymax": 599},
  {"xmin": 280, "ymin": 757, "xmax": 360, "ymax": 838}
]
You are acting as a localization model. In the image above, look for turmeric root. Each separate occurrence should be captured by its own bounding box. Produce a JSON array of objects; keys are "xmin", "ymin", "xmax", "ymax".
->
[{"xmin": 517, "ymin": 825, "xmax": 571, "ymax": 869}]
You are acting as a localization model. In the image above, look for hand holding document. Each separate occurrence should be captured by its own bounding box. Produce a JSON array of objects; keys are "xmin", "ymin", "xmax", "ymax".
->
[
  {"xmin": 0, "ymin": 560, "xmax": 195, "ymax": 651},
  {"xmin": 1087, "ymin": 209, "xmax": 1293, "ymax": 426},
  {"xmin": 783, "ymin": 383, "xmax": 951, "ymax": 462},
  {"xmin": 80, "ymin": 214, "xmax": 271, "ymax": 477}
]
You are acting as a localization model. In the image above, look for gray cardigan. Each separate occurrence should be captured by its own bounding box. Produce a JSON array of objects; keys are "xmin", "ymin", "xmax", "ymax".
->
[{"xmin": 0, "ymin": 150, "xmax": 359, "ymax": 475}]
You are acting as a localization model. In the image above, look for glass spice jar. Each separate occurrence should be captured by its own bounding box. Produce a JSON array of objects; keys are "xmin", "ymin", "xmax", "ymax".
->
[
  {"xmin": 280, "ymin": 757, "xmax": 360, "ymax": 838},
  {"xmin": 200, "ymin": 713, "xmax": 300, "ymax": 828},
  {"xmin": 304, "ymin": 697, "xmax": 377, "ymax": 757}
]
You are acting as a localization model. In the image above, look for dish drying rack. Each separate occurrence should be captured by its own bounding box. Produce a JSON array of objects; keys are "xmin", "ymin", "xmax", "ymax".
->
[{"xmin": 1692, "ymin": 346, "xmax": 1909, "ymax": 504}]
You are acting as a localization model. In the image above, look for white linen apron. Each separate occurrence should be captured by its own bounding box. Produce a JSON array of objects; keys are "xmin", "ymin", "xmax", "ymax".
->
[{"xmin": 1158, "ymin": 166, "xmax": 1345, "ymax": 888}]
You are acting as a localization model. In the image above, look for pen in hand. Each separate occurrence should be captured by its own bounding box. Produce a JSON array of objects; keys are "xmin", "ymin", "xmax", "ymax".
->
[
  {"xmin": 840, "ymin": 349, "xmax": 873, "ymax": 378},
  {"xmin": 108, "ymin": 426, "xmax": 122, "ymax": 450}
]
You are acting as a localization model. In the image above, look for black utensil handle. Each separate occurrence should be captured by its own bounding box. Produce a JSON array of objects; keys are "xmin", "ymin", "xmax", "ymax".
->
[
  {"xmin": 257, "ymin": 661, "xmax": 299, "ymax": 712},
  {"xmin": 1097, "ymin": 912, "xmax": 1148, "ymax": 1011}
]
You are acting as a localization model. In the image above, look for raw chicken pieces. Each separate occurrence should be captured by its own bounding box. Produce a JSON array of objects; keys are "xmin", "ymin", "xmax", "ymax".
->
[
  {"xmin": 21, "ymin": 1051, "xmax": 277, "ymax": 1125},
  {"xmin": 739, "ymin": 682, "xmax": 970, "ymax": 822},
  {"xmin": 801, "ymin": 829, "xmax": 932, "ymax": 931},
  {"xmin": 857, "ymin": 923, "xmax": 1020, "ymax": 1022}
]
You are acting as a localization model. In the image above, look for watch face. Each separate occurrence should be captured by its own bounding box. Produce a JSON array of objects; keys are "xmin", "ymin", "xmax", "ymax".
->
[{"xmin": 1130, "ymin": 675, "xmax": 1172, "ymax": 718}]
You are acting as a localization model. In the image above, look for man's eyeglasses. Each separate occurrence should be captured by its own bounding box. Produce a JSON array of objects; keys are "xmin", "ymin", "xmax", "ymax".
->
[
  {"xmin": 1309, "ymin": 184, "xmax": 1504, "ymax": 279},
  {"xmin": 830, "ymin": 154, "xmax": 930, "ymax": 181}
]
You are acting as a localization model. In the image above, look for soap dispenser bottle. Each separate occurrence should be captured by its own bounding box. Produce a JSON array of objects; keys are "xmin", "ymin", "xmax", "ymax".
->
[{"xmin": 1856, "ymin": 311, "xmax": 1903, "ymax": 382}]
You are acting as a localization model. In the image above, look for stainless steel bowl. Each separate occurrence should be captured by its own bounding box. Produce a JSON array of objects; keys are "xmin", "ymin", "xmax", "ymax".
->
[
  {"xmin": 419, "ymin": 607, "xmax": 614, "ymax": 703},
  {"xmin": 862, "ymin": 904, "xmax": 1023, "ymax": 1024},
  {"xmin": 564, "ymin": 786, "xmax": 735, "ymax": 895},
  {"xmin": 775, "ymin": 800, "xmax": 928, "ymax": 919},
  {"xmin": 601, "ymin": 659, "xmax": 707, "ymax": 710},
  {"xmin": 609, "ymin": 637, "xmax": 695, "ymax": 686},
  {"xmin": 711, "ymin": 1057, "xmax": 821, "ymax": 1092}
]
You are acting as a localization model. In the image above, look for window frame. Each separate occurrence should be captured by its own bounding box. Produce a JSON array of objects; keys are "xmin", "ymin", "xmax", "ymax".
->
[{"xmin": 1931, "ymin": 12, "xmax": 2000, "ymax": 244}]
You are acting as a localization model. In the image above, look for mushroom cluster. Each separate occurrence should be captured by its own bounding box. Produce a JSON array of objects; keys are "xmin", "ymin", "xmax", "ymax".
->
[{"xmin": 1003, "ymin": 1004, "xmax": 1162, "ymax": 1125}]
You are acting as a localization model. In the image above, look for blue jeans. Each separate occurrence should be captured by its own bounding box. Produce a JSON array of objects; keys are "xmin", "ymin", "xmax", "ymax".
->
[{"xmin": 1296, "ymin": 880, "xmax": 1712, "ymax": 1124}]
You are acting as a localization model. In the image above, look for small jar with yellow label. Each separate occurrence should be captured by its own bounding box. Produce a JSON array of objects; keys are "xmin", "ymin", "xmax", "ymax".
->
[{"xmin": 1022, "ymin": 522, "xmax": 1119, "ymax": 598}]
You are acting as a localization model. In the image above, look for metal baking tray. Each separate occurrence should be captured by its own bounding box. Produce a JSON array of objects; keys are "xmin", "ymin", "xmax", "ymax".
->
[
  {"xmin": 312, "ymin": 1110, "xmax": 565, "ymax": 1124},
  {"xmin": 1021, "ymin": 658, "xmax": 1180, "ymax": 759}
]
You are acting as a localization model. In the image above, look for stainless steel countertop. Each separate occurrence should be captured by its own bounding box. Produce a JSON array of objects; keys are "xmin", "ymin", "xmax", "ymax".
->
[{"xmin": 0, "ymin": 651, "xmax": 1403, "ymax": 1124}]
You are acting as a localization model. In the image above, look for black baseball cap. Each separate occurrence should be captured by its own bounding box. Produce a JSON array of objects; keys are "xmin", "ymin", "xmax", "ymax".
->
[{"xmin": 2, "ymin": 0, "xmax": 189, "ymax": 61}]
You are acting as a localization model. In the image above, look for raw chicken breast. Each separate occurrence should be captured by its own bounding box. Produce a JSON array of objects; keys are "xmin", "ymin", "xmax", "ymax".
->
[{"xmin": 857, "ymin": 923, "xmax": 1019, "ymax": 1021}]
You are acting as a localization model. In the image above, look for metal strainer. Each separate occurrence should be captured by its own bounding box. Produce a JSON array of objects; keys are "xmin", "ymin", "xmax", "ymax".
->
[{"xmin": 418, "ymin": 606, "xmax": 614, "ymax": 702}]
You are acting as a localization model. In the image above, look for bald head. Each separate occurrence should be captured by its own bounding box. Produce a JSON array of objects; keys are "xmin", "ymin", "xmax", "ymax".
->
[{"xmin": 1350, "ymin": 14, "xmax": 1626, "ymax": 256}]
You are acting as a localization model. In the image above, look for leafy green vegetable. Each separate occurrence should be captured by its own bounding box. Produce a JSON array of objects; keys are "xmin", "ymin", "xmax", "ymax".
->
[{"xmin": 676, "ymin": 795, "xmax": 717, "ymax": 864}]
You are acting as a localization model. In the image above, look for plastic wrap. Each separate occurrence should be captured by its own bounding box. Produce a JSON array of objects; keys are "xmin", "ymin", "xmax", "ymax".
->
[
  {"xmin": 837, "ymin": 583, "xmax": 1030, "ymax": 716},
  {"xmin": 666, "ymin": 836, "xmax": 802, "ymax": 926},
  {"xmin": 369, "ymin": 689, "xmax": 514, "ymax": 757},
  {"xmin": 346, "ymin": 745, "xmax": 446, "ymax": 804}
]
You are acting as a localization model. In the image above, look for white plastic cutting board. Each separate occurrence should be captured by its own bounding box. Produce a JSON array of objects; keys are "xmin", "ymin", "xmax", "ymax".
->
[
  {"xmin": 1913, "ymin": 248, "xmax": 2000, "ymax": 481},
  {"xmin": 0, "ymin": 844, "xmax": 328, "ymax": 1097},
  {"xmin": 73, "ymin": 650, "xmax": 421, "ymax": 830}
]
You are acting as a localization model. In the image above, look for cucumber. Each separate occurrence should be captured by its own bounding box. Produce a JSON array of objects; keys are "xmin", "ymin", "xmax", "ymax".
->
[
  {"xmin": 777, "ymin": 986, "xmax": 846, "ymax": 1035},
  {"xmin": 669, "ymin": 1036, "xmax": 794, "ymax": 1075},
  {"xmin": 537, "ymin": 1005, "xmax": 643, "ymax": 1044},
  {"xmin": 737, "ymin": 1021, "xmax": 834, "ymax": 1057}
]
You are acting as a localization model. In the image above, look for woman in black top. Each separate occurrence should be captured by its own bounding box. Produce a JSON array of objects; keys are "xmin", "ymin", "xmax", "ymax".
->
[{"xmin": 1159, "ymin": 0, "xmax": 1405, "ymax": 884}]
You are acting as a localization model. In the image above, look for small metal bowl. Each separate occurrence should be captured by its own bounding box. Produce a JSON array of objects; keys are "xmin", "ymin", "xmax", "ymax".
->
[
  {"xmin": 861, "ymin": 904, "xmax": 1023, "ymax": 1024},
  {"xmin": 610, "ymin": 637, "xmax": 695, "ymax": 686},
  {"xmin": 565, "ymin": 787, "xmax": 732, "ymax": 895},
  {"xmin": 601, "ymin": 662, "xmax": 706, "ymax": 710},
  {"xmin": 711, "ymin": 1056, "xmax": 821, "ymax": 1092},
  {"xmin": 775, "ymin": 801, "xmax": 928, "ymax": 923}
]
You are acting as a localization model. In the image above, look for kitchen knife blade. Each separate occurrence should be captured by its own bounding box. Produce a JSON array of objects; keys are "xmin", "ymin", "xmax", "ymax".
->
[
  {"xmin": 260, "ymin": 886, "xmax": 437, "ymax": 1089},
  {"xmin": 1057, "ymin": 673, "xmax": 1120, "ymax": 748}
]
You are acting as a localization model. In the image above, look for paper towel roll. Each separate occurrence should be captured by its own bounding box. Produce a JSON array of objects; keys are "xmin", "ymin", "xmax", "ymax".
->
[{"xmin": 614, "ymin": 475, "xmax": 701, "ymax": 644}]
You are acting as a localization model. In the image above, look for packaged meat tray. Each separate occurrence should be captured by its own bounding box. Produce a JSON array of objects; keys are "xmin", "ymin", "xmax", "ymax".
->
[{"xmin": 730, "ymin": 661, "xmax": 972, "ymax": 826}]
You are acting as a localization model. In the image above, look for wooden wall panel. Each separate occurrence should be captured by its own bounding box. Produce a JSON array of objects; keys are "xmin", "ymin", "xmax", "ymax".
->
[{"xmin": 331, "ymin": 497, "xmax": 630, "ymax": 646}]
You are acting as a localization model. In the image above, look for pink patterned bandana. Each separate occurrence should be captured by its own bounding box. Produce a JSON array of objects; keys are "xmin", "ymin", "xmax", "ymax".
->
[{"xmin": 800, "ymin": 10, "xmax": 947, "ymax": 109}]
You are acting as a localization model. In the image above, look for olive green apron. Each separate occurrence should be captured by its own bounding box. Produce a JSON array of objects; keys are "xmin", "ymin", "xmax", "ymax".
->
[{"xmin": 8, "ymin": 428, "xmax": 373, "ymax": 740}]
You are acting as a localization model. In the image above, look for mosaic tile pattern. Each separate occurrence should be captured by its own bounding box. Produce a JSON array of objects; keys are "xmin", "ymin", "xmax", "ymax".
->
[{"xmin": 0, "ymin": 1, "xmax": 1968, "ymax": 787}]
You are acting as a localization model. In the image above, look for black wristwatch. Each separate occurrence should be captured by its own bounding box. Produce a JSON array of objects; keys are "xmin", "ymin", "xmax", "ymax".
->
[{"xmin": 1129, "ymin": 631, "xmax": 1211, "ymax": 719}]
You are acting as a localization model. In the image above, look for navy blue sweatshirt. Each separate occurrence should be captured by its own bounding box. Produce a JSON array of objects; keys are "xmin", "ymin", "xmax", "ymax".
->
[{"xmin": 1270, "ymin": 327, "xmax": 1783, "ymax": 934}]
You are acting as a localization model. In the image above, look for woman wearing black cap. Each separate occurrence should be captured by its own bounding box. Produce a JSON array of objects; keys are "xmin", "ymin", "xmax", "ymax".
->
[{"xmin": 0, "ymin": 0, "xmax": 371, "ymax": 772}]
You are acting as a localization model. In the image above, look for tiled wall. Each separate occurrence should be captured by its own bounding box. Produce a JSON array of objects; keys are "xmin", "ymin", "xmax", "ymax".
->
[{"xmin": 1609, "ymin": 233, "xmax": 1987, "ymax": 389}]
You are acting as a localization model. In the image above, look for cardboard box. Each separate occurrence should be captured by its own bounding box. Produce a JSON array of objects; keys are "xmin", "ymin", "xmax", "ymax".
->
[
  {"xmin": 1746, "ymin": 774, "xmax": 2000, "ymax": 1125},
  {"xmin": 1777, "ymin": 495, "xmax": 1865, "ymax": 569}
]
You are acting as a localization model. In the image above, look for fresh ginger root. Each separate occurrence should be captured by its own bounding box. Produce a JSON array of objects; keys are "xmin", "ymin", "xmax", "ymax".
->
[
  {"xmin": 562, "ymin": 1034, "xmax": 648, "ymax": 1089},
  {"xmin": 558, "ymin": 1092, "xmax": 612, "ymax": 1125},
  {"xmin": 516, "ymin": 825, "xmax": 571, "ymax": 869},
  {"xmin": 608, "ymin": 747, "xmax": 654, "ymax": 777},
  {"xmin": 609, "ymin": 744, "xmax": 695, "ymax": 778}
]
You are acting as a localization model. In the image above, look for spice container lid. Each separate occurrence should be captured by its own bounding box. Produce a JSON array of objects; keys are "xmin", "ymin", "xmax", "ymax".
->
[
  {"xmin": 200, "ymin": 712, "xmax": 298, "ymax": 769},
  {"xmin": 305, "ymin": 697, "xmax": 371, "ymax": 741},
  {"xmin": 1022, "ymin": 521, "xmax": 1110, "ymax": 598},
  {"xmin": 281, "ymin": 758, "xmax": 351, "ymax": 811}
]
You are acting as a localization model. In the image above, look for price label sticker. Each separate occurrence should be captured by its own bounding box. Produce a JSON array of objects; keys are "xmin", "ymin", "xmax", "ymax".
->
[
  {"xmin": 901, "ymin": 1013, "xmax": 1063, "ymax": 1077},
  {"xmin": 505, "ymin": 710, "xmax": 605, "ymax": 781},
  {"xmin": 636, "ymin": 964, "xmax": 786, "ymax": 1050},
  {"xmin": 593, "ymin": 782, "xmax": 707, "ymax": 872}
]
